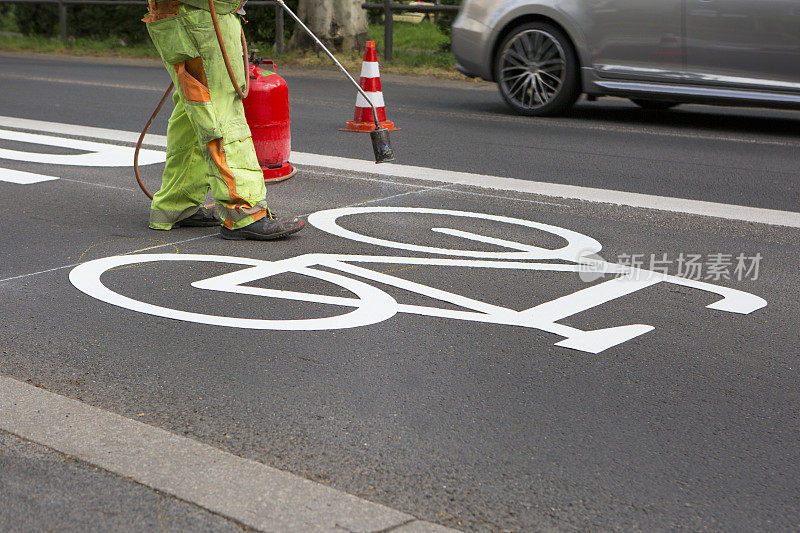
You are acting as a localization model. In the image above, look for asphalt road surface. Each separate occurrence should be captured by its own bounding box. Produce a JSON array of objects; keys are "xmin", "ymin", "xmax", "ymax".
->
[{"xmin": 1, "ymin": 52, "xmax": 798, "ymax": 532}]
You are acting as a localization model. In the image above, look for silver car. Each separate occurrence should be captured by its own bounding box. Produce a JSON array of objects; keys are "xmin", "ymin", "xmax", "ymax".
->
[{"xmin": 451, "ymin": 0, "xmax": 800, "ymax": 116}]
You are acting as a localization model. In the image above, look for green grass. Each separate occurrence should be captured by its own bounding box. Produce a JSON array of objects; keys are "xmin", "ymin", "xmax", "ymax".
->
[
  {"xmin": 369, "ymin": 21, "xmax": 455, "ymax": 70},
  {"xmin": 0, "ymin": 12, "xmax": 465, "ymax": 78},
  {"xmin": 371, "ymin": 20, "xmax": 450, "ymax": 52},
  {"xmin": 0, "ymin": 32, "xmax": 160, "ymax": 58}
]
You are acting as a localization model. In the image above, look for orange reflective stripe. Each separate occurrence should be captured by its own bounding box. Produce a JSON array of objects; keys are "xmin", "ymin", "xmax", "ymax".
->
[
  {"xmin": 174, "ymin": 60, "xmax": 211, "ymax": 103},
  {"xmin": 142, "ymin": 0, "xmax": 181, "ymax": 23},
  {"xmin": 220, "ymin": 207, "xmax": 266, "ymax": 229},
  {"xmin": 207, "ymin": 139, "xmax": 267, "ymax": 229},
  {"xmin": 207, "ymin": 138, "xmax": 244, "ymax": 201}
]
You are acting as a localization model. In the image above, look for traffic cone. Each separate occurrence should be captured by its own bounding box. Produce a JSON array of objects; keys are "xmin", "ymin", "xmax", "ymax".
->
[{"xmin": 342, "ymin": 41, "xmax": 399, "ymax": 132}]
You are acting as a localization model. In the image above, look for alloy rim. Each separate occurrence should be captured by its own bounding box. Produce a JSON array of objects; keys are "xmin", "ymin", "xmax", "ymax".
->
[{"xmin": 499, "ymin": 29, "xmax": 567, "ymax": 110}]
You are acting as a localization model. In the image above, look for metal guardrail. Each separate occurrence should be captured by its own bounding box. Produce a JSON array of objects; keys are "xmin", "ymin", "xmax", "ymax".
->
[
  {"xmin": 0, "ymin": 0, "xmax": 460, "ymax": 61},
  {"xmin": 362, "ymin": 0, "xmax": 459, "ymax": 61}
]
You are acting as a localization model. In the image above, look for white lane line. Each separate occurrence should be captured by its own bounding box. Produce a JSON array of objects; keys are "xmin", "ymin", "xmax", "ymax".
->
[
  {"xmin": 4, "ymin": 73, "xmax": 799, "ymax": 147},
  {"xmin": 438, "ymin": 188, "xmax": 567, "ymax": 207},
  {"xmin": 398, "ymin": 108, "xmax": 800, "ymax": 149},
  {"xmin": 291, "ymin": 96, "xmax": 800, "ymax": 148},
  {"xmin": 290, "ymin": 153, "xmax": 800, "ymax": 229},
  {"xmin": 4, "ymin": 70, "xmax": 799, "ymax": 148},
  {"xmin": 300, "ymin": 166, "xmax": 434, "ymax": 189},
  {"xmin": 0, "ymin": 234, "xmax": 215, "ymax": 285},
  {"xmin": 1, "ymin": 181, "xmax": 453, "ymax": 284},
  {"xmin": 1, "ymin": 72, "xmax": 164, "ymax": 92},
  {"xmin": 301, "ymin": 168, "xmax": 568, "ymax": 207},
  {"xmin": 2, "ymin": 115, "xmax": 798, "ymax": 228},
  {"xmin": 0, "ymin": 168, "xmax": 59, "ymax": 184},
  {"xmin": 0, "ymin": 375, "xmax": 457, "ymax": 533},
  {"xmin": 59, "ymin": 177, "xmax": 138, "ymax": 192},
  {"xmin": 349, "ymin": 183, "xmax": 457, "ymax": 208}
]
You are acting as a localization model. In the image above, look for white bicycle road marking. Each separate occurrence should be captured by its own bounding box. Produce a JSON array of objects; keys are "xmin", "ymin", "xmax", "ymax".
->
[
  {"xmin": 0, "ymin": 128, "xmax": 164, "ymax": 184},
  {"xmin": 0, "ymin": 168, "xmax": 59, "ymax": 184},
  {"xmin": 69, "ymin": 207, "xmax": 767, "ymax": 354}
]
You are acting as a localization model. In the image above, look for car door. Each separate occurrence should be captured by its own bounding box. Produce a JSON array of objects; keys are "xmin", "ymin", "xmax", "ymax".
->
[
  {"xmin": 685, "ymin": 0, "xmax": 800, "ymax": 91},
  {"xmin": 577, "ymin": 0, "xmax": 685, "ymax": 82}
]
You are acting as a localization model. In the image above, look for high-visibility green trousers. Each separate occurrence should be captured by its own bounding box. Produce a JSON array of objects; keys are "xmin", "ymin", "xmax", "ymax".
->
[{"xmin": 146, "ymin": 4, "xmax": 268, "ymax": 230}]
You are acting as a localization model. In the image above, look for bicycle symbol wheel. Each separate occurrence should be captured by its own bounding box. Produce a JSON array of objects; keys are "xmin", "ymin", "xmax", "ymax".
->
[{"xmin": 307, "ymin": 206, "xmax": 602, "ymax": 260}]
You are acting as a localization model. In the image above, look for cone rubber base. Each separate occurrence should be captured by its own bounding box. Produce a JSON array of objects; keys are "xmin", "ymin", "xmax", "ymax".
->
[
  {"xmin": 261, "ymin": 162, "xmax": 296, "ymax": 183},
  {"xmin": 341, "ymin": 120, "xmax": 399, "ymax": 132}
]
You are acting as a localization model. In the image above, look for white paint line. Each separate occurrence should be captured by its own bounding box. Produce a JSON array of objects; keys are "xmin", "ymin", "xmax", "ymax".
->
[
  {"xmin": 0, "ymin": 263, "xmax": 80, "ymax": 284},
  {"xmin": 59, "ymin": 177, "xmax": 138, "ymax": 192},
  {"xmin": 0, "ymin": 374, "xmax": 456, "ymax": 532},
  {"xmin": 0, "ymin": 181, "xmax": 450, "ymax": 285},
  {"xmin": 0, "ymin": 128, "xmax": 164, "ymax": 166},
  {"xmin": 439, "ymin": 187, "xmax": 567, "ymax": 207},
  {"xmin": 0, "ymin": 116, "xmax": 167, "ymax": 147},
  {"xmin": 0, "ymin": 168, "xmax": 59, "ymax": 184},
  {"xmin": 350, "ymin": 183, "xmax": 456, "ymax": 208},
  {"xmin": 300, "ymin": 166, "xmax": 433, "ymax": 189},
  {"xmin": 0, "ymin": 234, "xmax": 215, "ymax": 285},
  {"xmin": 290, "ymin": 153, "xmax": 800, "ymax": 228},
  {"xmin": 2, "ymin": 115, "xmax": 798, "ymax": 228}
]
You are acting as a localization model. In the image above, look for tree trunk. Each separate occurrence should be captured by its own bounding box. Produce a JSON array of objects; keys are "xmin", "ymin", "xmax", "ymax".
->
[{"xmin": 289, "ymin": 0, "xmax": 370, "ymax": 52}]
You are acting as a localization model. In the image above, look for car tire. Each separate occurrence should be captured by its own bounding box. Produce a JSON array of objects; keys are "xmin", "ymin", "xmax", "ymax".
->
[
  {"xmin": 631, "ymin": 99, "xmax": 679, "ymax": 111},
  {"xmin": 494, "ymin": 22, "xmax": 581, "ymax": 117}
]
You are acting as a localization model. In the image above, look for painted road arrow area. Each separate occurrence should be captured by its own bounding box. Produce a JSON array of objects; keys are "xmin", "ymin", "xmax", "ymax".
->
[{"xmin": 1, "ymin": 56, "xmax": 799, "ymax": 531}]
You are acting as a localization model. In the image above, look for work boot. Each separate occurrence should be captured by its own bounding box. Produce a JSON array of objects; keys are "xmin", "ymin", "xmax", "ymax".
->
[
  {"xmin": 220, "ymin": 213, "xmax": 305, "ymax": 240},
  {"xmin": 174, "ymin": 206, "xmax": 220, "ymax": 227}
]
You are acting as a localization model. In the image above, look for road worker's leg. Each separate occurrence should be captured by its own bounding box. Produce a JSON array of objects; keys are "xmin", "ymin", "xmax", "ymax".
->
[
  {"xmin": 147, "ymin": 5, "xmax": 269, "ymax": 230},
  {"xmin": 149, "ymin": 93, "xmax": 212, "ymax": 230}
]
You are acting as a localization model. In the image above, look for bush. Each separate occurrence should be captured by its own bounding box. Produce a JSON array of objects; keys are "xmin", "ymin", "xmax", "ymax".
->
[
  {"xmin": 241, "ymin": 0, "xmax": 298, "ymax": 51},
  {"xmin": 72, "ymin": 2, "xmax": 149, "ymax": 44},
  {"xmin": 15, "ymin": 3, "xmax": 59, "ymax": 37},
  {"xmin": 15, "ymin": 0, "xmax": 146, "ymax": 43},
  {"xmin": 434, "ymin": 0, "xmax": 460, "ymax": 50},
  {"xmin": 0, "ymin": 3, "xmax": 16, "ymax": 32},
  {"xmin": 366, "ymin": 5, "xmax": 382, "ymax": 25}
]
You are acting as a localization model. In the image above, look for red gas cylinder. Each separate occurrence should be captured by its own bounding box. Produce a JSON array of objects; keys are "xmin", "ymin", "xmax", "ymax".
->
[{"xmin": 242, "ymin": 60, "xmax": 295, "ymax": 183}]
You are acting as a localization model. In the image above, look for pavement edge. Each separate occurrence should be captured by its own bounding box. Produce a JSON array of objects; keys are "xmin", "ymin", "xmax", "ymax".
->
[{"xmin": 0, "ymin": 374, "xmax": 458, "ymax": 533}]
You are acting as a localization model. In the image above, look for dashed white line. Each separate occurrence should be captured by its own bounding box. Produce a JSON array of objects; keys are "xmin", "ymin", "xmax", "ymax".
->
[{"xmin": 0, "ymin": 234, "xmax": 215, "ymax": 285}]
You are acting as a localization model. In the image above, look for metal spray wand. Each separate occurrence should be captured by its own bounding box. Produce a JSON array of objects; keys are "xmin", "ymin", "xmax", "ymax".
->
[{"xmin": 273, "ymin": 0, "xmax": 395, "ymax": 163}]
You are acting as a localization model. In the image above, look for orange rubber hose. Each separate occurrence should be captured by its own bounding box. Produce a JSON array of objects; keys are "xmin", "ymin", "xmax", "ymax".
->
[{"xmin": 134, "ymin": 82, "xmax": 173, "ymax": 200}]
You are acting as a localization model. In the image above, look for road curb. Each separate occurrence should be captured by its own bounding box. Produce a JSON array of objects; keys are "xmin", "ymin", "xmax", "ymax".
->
[{"xmin": 0, "ymin": 374, "xmax": 458, "ymax": 533}]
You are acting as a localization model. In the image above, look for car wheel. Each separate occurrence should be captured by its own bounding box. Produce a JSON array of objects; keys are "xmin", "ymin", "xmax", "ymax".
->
[
  {"xmin": 631, "ymin": 99, "xmax": 679, "ymax": 111},
  {"xmin": 495, "ymin": 22, "xmax": 580, "ymax": 116}
]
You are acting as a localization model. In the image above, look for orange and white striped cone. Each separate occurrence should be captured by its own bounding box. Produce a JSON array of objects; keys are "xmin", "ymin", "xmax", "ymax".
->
[{"xmin": 342, "ymin": 41, "xmax": 399, "ymax": 132}]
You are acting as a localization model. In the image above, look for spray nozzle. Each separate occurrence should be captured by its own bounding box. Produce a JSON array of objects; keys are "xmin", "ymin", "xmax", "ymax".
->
[
  {"xmin": 248, "ymin": 49, "xmax": 262, "ymax": 66},
  {"xmin": 370, "ymin": 128, "xmax": 395, "ymax": 164}
]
